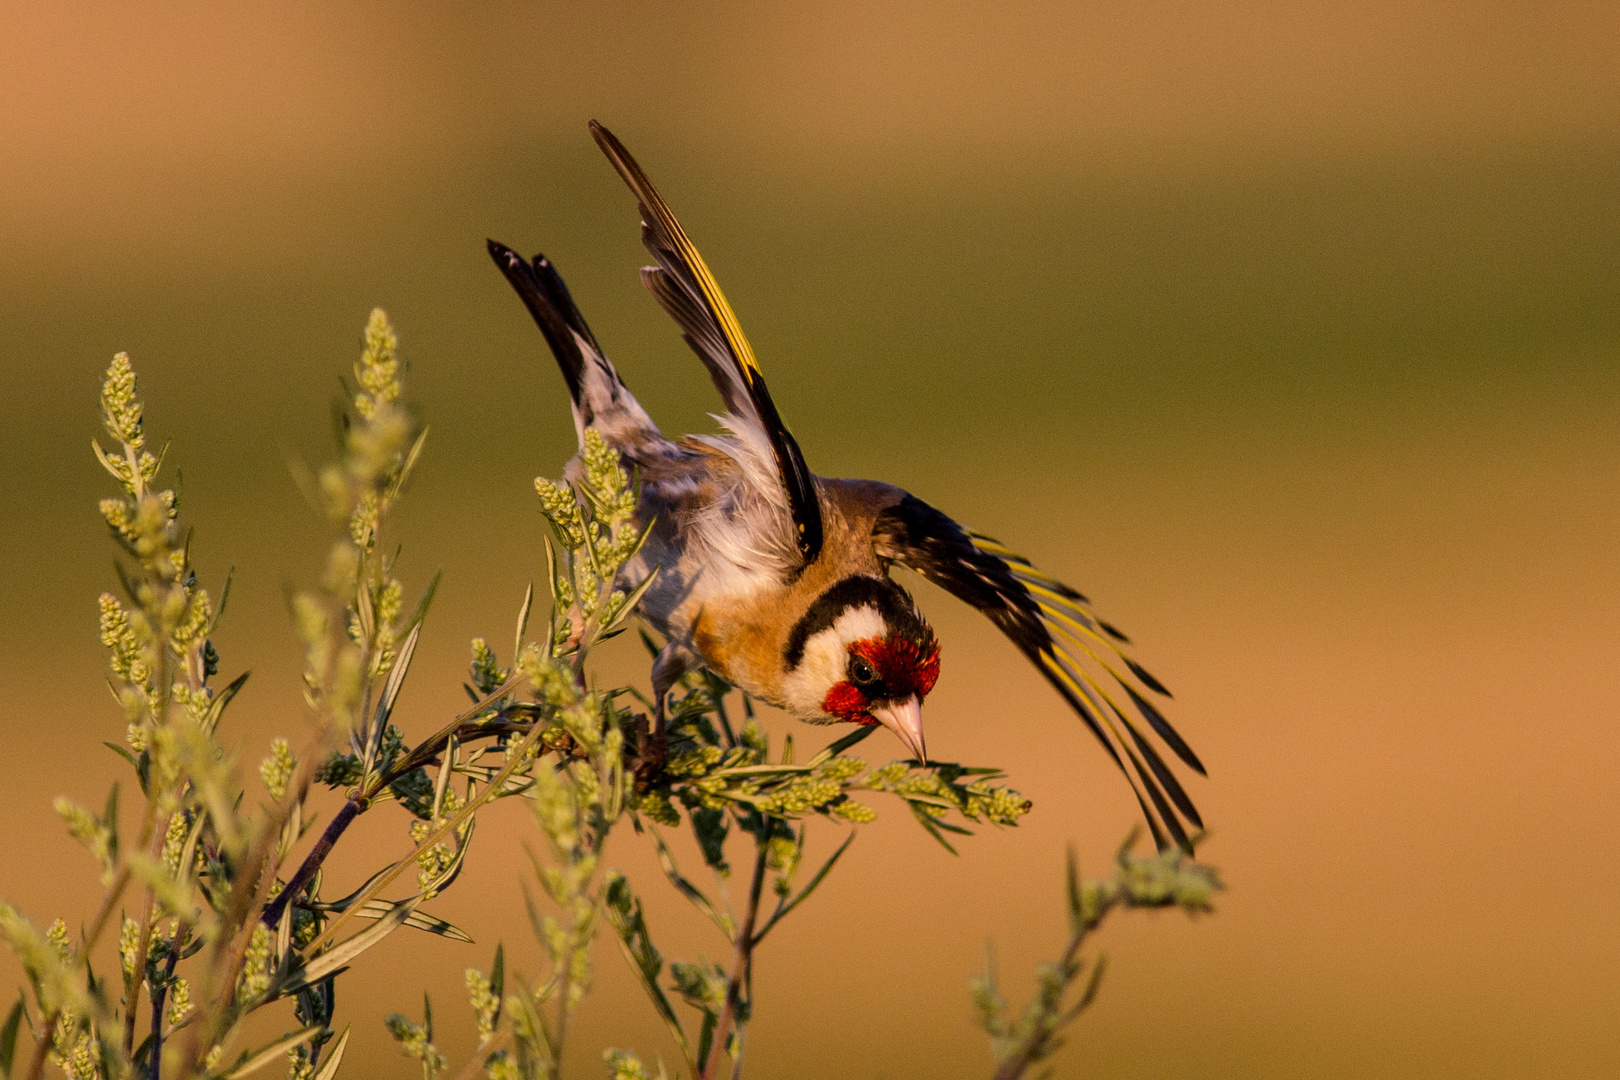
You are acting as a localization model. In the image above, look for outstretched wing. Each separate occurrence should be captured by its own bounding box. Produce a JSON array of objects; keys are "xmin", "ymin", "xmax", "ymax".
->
[
  {"xmin": 589, "ymin": 120, "xmax": 824, "ymax": 564},
  {"xmin": 872, "ymin": 492, "xmax": 1204, "ymax": 851}
]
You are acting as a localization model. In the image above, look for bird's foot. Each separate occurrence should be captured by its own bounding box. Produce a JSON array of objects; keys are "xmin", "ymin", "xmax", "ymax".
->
[{"xmin": 629, "ymin": 706, "xmax": 669, "ymax": 791}]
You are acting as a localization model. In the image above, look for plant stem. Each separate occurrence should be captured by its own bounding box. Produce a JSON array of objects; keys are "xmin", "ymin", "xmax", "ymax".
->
[
  {"xmin": 703, "ymin": 824, "xmax": 770, "ymax": 1080},
  {"xmin": 261, "ymin": 799, "xmax": 360, "ymax": 929},
  {"xmin": 22, "ymin": 1012, "xmax": 57, "ymax": 1080},
  {"xmin": 147, "ymin": 930, "xmax": 186, "ymax": 1080}
]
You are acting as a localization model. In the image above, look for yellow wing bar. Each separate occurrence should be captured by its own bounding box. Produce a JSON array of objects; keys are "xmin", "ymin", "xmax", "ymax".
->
[{"xmin": 590, "ymin": 121, "xmax": 765, "ymax": 390}]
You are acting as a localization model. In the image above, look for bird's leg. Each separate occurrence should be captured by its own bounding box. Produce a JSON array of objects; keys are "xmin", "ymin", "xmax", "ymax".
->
[
  {"xmin": 649, "ymin": 642, "xmax": 692, "ymax": 744},
  {"xmin": 639, "ymin": 641, "xmax": 696, "ymax": 781}
]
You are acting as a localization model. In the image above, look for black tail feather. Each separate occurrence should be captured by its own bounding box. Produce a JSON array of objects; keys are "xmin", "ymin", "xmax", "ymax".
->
[{"xmin": 488, "ymin": 239, "xmax": 592, "ymax": 408}]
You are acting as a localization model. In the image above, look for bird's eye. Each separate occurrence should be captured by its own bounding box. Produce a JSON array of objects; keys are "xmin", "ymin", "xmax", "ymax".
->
[{"xmin": 849, "ymin": 656, "xmax": 877, "ymax": 685}]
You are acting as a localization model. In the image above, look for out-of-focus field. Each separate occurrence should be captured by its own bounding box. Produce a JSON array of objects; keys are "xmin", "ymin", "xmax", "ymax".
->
[{"xmin": 2, "ymin": 5, "xmax": 1617, "ymax": 1077}]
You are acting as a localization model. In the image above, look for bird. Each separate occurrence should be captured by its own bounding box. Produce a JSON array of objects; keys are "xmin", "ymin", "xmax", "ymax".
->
[{"xmin": 487, "ymin": 121, "xmax": 1205, "ymax": 850}]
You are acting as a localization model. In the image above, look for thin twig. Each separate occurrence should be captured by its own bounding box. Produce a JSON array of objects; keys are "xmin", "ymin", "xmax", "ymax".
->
[
  {"xmin": 988, "ymin": 896, "xmax": 1107, "ymax": 1080},
  {"xmin": 702, "ymin": 823, "xmax": 770, "ymax": 1079},
  {"xmin": 260, "ymin": 680, "xmax": 532, "ymax": 929},
  {"xmin": 147, "ymin": 929, "xmax": 187, "ymax": 1080},
  {"xmin": 260, "ymin": 799, "xmax": 360, "ymax": 930},
  {"xmin": 22, "ymin": 1012, "xmax": 57, "ymax": 1080}
]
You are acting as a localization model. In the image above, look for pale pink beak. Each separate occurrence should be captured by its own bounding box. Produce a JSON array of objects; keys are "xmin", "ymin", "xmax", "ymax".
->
[{"xmin": 869, "ymin": 695, "xmax": 927, "ymax": 762}]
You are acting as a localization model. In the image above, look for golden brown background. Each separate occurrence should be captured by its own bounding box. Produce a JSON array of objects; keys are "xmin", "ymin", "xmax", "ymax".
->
[{"xmin": 3, "ymin": 3, "xmax": 1617, "ymax": 1076}]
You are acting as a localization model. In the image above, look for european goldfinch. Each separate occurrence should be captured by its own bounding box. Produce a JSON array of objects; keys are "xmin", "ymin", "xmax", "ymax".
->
[{"xmin": 488, "ymin": 122, "xmax": 1205, "ymax": 849}]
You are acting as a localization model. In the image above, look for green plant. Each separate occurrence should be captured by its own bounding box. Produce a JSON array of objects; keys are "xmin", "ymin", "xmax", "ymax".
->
[{"xmin": 0, "ymin": 312, "xmax": 1218, "ymax": 1080}]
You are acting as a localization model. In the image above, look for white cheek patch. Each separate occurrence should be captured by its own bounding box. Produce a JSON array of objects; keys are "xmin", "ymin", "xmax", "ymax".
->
[{"xmin": 779, "ymin": 605, "xmax": 887, "ymax": 719}]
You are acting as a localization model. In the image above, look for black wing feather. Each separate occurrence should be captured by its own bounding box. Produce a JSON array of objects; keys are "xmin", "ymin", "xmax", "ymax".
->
[
  {"xmin": 1124, "ymin": 683, "xmax": 1206, "ymax": 775},
  {"xmin": 873, "ymin": 492, "xmax": 1204, "ymax": 850},
  {"xmin": 589, "ymin": 120, "xmax": 824, "ymax": 565}
]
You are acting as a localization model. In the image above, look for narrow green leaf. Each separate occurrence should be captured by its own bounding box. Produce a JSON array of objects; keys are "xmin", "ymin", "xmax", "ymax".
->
[
  {"xmin": 275, "ymin": 874, "xmax": 295, "ymax": 964},
  {"xmin": 913, "ymin": 809, "xmax": 961, "ymax": 855},
  {"xmin": 344, "ymin": 901, "xmax": 474, "ymax": 943},
  {"xmin": 649, "ymin": 831, "xmax": 734, "ymax": 941},
  {"xmin": 176, "ymin": 812, "xmax": 208, "ymax": 888},
  {"xmin": 489, "ymin": 944, "xmax": 505, "ymax": 1032},
  {"xmin": 508, "ymin": 982, "xmax": 555, "ymax": 1059},
  {"xmin": 513, "ymin": 582, "xmax": 534, "ymax": 661},
  {"xmin": 1064, "ymin": 846, "xmax": 1083, "ymax": 938},
  {"xmin": 580, "ymin": 510, "xmax": 606, "ymax": 584},
  {"xmin": 0, "ymin": 996, "xmax": 26, "ymax": 1078},
  {"xmin": 1061, "ymin": 956, "xmax": 1108, "ymax": 1023},
  {"xmin": 306, "ymin": 864, "xmax": 397, "ymax": 913},
  {"xmin": 353, "ymin": 575, "xmax": 376, "ymax": 647},
  {"xmin": 603, "ymin": 566, "xmax": 661, "ymax": 634},
  {"xmin": 373, "ymin": 622, "xmax": 422, "ymax": 741},
  {"xmin": 279, "ymin": 898, "xmax": 418, "ymax": 996},
  {"xmin": 755, "ymin": 829, "xmax": 856, "ymax": 942},
  {"xmin": 898, "ymin": 793, "xmax": 961, "ymax": 811},
  {"xmin": 201, "ymin": 670, "xmax": 251, "ymax": 735},
  {"xmin": 708, "ymin": 763, "xmax": 813, "ymax": 778},
  {"xmin": 131, "ymin": 1033, "xmax": 156, "ymax": 1074},
  {"xmin": 637, "ymin": 627, "xmax": 662, "ymax": 658},
  {"xmin": 431, "ymin": 734, "xmax": 457, "ymax": 823},
  {"xmin": 102, "ymin": 782, "xmax": 121, "ymax": 864},
  {"xmin": 695, "ymin": 1011, "xmax": 717, "ymax": 1072},
  {"xmin": 521, "ymin": 883, "xmax": 547, "ymax": 948},
  {"xmin": 629, "ymin": 513, "xmax": 658, "ymax": 559},
  {"xmin": 210, "ymin": 565, "xmax": 236, "ymax": 628},
  {"xmin": 309, "ymin": 1026, "xmax": 350, "ymax": 1080},
  {"xmin": 102, "ymin": 742, "xmax": 139, "ymax": 770},
  {"xmin": 90, "ymin": 438, "xmax": 124, "ymax": 483},
  {"xmin": 402, "ymin": 908, "xmax": 475, "ymax": 943},
  {"xmin": 389, "ymin": 426, "xmax": 431, "ymax": 501},
  {"xmin": 602, "ymin": 875, "xmax": 688, "ymax": 1059},
  {"xmin": 402, "ymin": 569, "xmax": 442, "ymax": 638},
  {"xmin": 540, "ymin": 536, "xmax": 559, "ymax": 661},
  {"xmin": 218, "ymin": 1024, "xmax": 323, "ymax": 1079},
  {"xmin": 806, "ymin": 725, "xmax": 877, "ymax": 768}
]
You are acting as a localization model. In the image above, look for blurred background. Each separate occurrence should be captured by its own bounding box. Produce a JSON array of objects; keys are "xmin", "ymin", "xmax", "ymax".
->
[{"xmin": 2, "ymin": 3, "xmax": 1617, "ymax": 1076}]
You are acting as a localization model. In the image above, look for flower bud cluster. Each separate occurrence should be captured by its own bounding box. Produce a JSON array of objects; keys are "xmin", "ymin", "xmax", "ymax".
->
[
  {"xmin": 384, "ymin": 1010, "xmax": 446, "ymax": 1075},
  {"xmin": 259, "ymin": 737, "xmax": 295, "ymax": 801},
  {"xmin": 465, "ymin": 967, "xmax": 501, "ymax": 1044},
  {"xmin": 235, "ymin": 923, "xmax": 273, "ymax": 1005}
]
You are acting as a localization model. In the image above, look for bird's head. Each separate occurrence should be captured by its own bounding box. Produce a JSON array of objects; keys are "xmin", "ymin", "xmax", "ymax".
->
[{"xmin": 781, "ymin": 575, "xmax": 940, "ymax": 760}]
